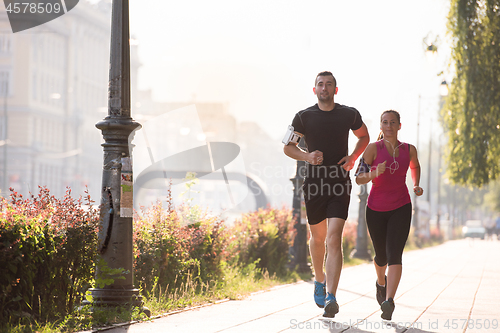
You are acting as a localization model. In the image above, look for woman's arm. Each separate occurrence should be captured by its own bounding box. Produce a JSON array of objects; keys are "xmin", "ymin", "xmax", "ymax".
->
[
  {"xmin": 409, "ymin": 144, "xmax": 423, "ymax": 196},
  {"xmin": 355, "ymin": 143, "xmax": 386, "ymax": 185}
]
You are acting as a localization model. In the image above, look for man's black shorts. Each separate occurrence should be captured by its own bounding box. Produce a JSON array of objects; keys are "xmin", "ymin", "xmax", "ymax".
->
[{"xmin": 302, "ymin": 175, "xmax": 352, "ymax": 225}]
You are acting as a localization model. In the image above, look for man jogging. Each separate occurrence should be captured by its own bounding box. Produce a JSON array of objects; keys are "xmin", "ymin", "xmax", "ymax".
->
[{"xmin": 283, "ymin": 71, "xmax": 369, "ymax": 318}]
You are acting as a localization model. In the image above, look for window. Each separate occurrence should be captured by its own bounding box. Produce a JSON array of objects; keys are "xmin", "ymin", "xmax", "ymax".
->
[
  {"xmin": 0, "ymin": 34, "xmax": 11, "ymax": 54},
  {"xmin": 32, "ymin": 72, "xmax": 37, "ymax": 101},
  {"xmin": 0, "ymin": 71, "xmax": 10, "ymax": 97},
  {"xmin": 32, "ymin": 35, "xmax": 37, "ymax": 62}
]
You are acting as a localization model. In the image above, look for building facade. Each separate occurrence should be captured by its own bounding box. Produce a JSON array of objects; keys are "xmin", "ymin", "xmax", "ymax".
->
[
  {"xmin": 0, "ymin": 1, "xmax": 292, "ymax": 215},
  {"xmin": 0, "ymin": 1, "xmax": 111, "ymax": 199}
]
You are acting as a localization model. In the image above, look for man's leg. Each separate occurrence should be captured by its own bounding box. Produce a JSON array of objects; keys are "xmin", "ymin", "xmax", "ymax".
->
[
  {"xmin": 309, "ymin": 219, "xmax": 328, "ymax": 308},
  {"xmin": 309, "ymin": 219, "xmax": 327, "ymax": 283},
  {"xmin": 325, "ymin": 217, "xmax": 346, "ymax": 295},
  {"xmin": 321, "ymin": 217, "xmax": 345, "ymax": 317}
]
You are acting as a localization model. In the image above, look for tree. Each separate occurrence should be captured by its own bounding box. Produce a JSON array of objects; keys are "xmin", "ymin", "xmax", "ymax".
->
[
  {"xmin": 485, "ymin": 180, "xmax": 500, "ymax": 212},
  {"xmin": 442, "ymin": 0, "xmax": 500, "ymax": 187}
]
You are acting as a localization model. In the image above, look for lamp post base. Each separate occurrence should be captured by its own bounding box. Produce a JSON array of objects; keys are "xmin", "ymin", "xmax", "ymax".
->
[
  {"xmin": 350, "ymin": 249, "xmax": 372, "ymax": 261},
  {"xmin": 82, "ymin": 288, "xmax": 151, "ymax": 317},
  {"xmin": 296, "ymin": 262, "xmax": 311, "ymax": 273},
  {"xmin": 86, "ymin": 288, "xmax": 142, "ymax": 306}
]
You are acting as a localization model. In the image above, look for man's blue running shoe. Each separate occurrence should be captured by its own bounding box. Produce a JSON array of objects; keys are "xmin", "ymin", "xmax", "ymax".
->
[
  {"xmin": 314, "ymin": 280, "xmax": 326, "ymax": 308},
  {"xmin": 323, "ymin": 293, "xmax": 339, "ymax": 318}
]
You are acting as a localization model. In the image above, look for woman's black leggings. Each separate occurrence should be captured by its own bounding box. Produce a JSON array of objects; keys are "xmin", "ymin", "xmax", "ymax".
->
[{"xmin": 366, "ymin": 203, "xmax": 412, "ymax": 266}]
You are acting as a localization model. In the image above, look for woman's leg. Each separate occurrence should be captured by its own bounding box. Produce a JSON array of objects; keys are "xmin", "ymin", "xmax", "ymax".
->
[
  {"xmin": 385, "ymin": 203, "xmax": 412, "ymax": 300},
  {"xmin": 375, "ymin": 261, "xmax": 387, "ymax": 286},
  {"xmin": 366, "ymin": 207, "xmax": 390, "ymax": 303},
  {"xmin": 366, "ymin": 207, "xmax": 389, "ymax": 270},
  {"xmin": 387, "ymin": 264, "xmax": 402, "ymax": 299}
]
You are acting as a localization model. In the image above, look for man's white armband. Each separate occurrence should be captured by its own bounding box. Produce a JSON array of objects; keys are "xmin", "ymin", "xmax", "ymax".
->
[{"xmin": 282, "ymin": 125, "xmax": 303, "ymax": 145}]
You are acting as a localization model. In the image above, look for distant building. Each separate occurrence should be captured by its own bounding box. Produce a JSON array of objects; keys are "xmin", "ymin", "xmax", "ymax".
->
[
  {"xmin": 131, "ymin": 99, "xmax": 248, "ymax": 213},
  {"xmin": 133, "ymin": 97, "xmax": 292, "ymax": 212},
  {"xmin": 237, "ymin": 121, "xmax": 293, "ymax": 207},
  {"xmin": 0, "ymin": 1, "xmax": 292, "ymax": 214},
  {"xmin": 0, "ymin": 1, "xmax": 111, "ymax": 199}
]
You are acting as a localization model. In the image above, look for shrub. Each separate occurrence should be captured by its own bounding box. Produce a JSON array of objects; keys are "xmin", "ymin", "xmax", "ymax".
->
[
  {"xmin": 133, "ymin": 200, "xmax": 227, "ymax": 296},
  {"xmin": 1, "ymin": 183, "xmax": 297, "ymax": 329},
  {"xmin": 429, "ymin": 226, "xmax": 445, "ymax": 243},
  {"xmin": 342, "ymin": 220, "xmax": 357, "ymax": 258},
  {"xmin": 227, "ymin": 207, "xmax": 295, "ymax": 277},
  {"xmin": 0, "ymin": 187, "xmax": 99, "ymax": 324}
]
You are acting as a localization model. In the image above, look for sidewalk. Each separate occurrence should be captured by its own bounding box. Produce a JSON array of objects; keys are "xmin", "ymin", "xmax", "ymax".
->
[{"xmin": 101, "ymin": 239, "xmax": 500, "ymax": 333}]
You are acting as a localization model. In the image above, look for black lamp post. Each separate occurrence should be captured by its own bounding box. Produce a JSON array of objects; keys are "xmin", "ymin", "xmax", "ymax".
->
[
  {"xmin": 86, "ymin": 0, "xmax": 144, "ymax": 311},
  {"xmin": 2, "ymin": 84, "xmax": 8, "ymax": 197},
  {"xmin": 289, "ymin": 158, "xmax": 310, "ymax": 272},
  {"xmin": 435, "ymin": 80, "xmax": 448, "ymax": 233},
  {"xmin": 352, "ymin": 184, "xmax": 371, "ymax": 260}
]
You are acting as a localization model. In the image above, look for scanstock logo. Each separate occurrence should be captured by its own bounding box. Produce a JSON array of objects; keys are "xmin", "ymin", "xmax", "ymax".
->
[{"xmin": 3, "ymin": 0, "xmax": 79, "ymax": 33}]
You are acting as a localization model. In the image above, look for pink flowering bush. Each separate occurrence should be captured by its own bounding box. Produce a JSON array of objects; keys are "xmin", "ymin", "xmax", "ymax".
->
[
  {"xmin": 227, "ymin": 207, "xmax": 296, "ymax": 277},
  {"xmin": 1, "ymin": 184, "xmax": 296, "ymax": 328},
  {"xmin": 133, "ymin": 199, "xmax": 228, "ymax": 295},
  {"xmin": 0, "ymin": 187, "xmax": 99, "ymax": 323},
  {"xmin": 342, "ymin": 221, "xmax": 357, "ymax": 258}
]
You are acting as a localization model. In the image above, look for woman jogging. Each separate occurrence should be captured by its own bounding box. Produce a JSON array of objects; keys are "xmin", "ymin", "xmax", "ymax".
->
[{"xmin": 355, "ymin": 110, "xmax": 423, "ymax": 320}]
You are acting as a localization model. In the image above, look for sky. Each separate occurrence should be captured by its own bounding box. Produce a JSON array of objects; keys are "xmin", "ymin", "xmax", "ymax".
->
[
  {"xmin": 80, "ymin": 0, "xmax": 455, "ymax": 215},
  {"xmin": 114, "ymin": 0, "xmax": 453, "ymax": 145}
]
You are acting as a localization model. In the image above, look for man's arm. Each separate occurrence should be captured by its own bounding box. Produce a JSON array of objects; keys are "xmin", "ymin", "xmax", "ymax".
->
[
  {"xmin": 338, "ymin": 122, "xmax": 370, "ymax": 171},
  {"xmin": 283, "ymin": 133, "xmax": 324, "ymax": 165}
]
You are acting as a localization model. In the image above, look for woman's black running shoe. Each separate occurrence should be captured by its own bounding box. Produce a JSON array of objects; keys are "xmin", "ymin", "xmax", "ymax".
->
[
  {"xmin": 381, "ymin": 298, "xmax": 395, "ymax": 320},
  {"xmin": 376, "ymin": 276, "xmax": 387, "ymax": 305}
]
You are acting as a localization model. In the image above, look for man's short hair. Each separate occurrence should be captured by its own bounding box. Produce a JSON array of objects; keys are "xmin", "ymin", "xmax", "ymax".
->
[{"xmin": 315, "ymin": 71, "xmax": 336, "ymax": 88}]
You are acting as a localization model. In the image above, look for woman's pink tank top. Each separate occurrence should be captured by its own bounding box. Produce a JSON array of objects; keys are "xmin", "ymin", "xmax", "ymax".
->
[{"xmin": 367, "ymin": 140, "xmax": 411, "ymax": 212}]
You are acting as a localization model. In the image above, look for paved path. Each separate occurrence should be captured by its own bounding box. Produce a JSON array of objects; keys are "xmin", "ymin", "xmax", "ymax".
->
[{"xmin": 101, "ymin": 239, "xmax": 500, "ymax": 333}]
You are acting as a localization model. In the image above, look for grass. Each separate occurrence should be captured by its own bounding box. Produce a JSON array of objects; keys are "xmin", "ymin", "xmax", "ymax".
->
[
  {"xmin": 0, "ymin": 305, "xmax": 148, "ymax": 333},
  {"xmin": 403, "ymin": 227, "xmax": 447, "ymax": 251},
  {"xmin": 344, "ymin": 256, "xmax": 371, "ymax": 267},
  {"xmin": 143, "ymin": 262, "xmax": 312, "ymax": 317}
]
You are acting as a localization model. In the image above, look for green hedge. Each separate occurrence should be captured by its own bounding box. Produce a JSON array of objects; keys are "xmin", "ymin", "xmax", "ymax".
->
[
  {"xmin": 133, "ymin": 202, "xmax": 228, "ymax": 295},
  {"xmin": 228, "ymin": 207, "xmax": 295, "ymax": 277},
  {"xmin": 0, "ymin": 188, "xmax": 295, "ymax": 327},
  {"xmin": 0, "ymin": 187, "xmax": 99, "ymax": 323}
]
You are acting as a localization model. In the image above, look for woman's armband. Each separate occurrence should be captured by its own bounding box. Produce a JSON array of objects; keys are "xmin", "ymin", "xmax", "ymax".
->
[{"xmin": 354, "ymin": 157, "xmax": 371, "ymax": 177}]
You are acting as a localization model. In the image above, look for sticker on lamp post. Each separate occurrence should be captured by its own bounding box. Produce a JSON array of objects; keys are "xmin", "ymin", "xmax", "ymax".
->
[{"xmin": 3, "ymin": 0, "xmax": 79, "ymax": 33}]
